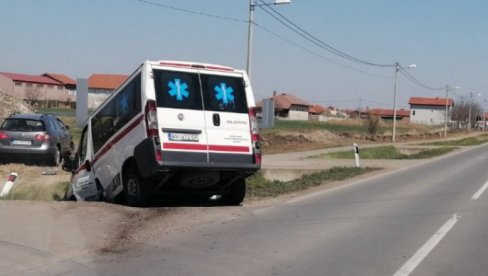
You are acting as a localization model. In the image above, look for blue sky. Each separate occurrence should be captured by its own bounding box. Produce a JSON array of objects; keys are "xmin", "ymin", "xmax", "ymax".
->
[{"xmin": 1, "ymin": 0, "xmax": 487, "ymax": 109}]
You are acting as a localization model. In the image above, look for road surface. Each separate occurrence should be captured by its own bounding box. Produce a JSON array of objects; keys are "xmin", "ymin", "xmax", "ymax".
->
[{"xmin": 1, "ymin": 144, "xmax": 488, "ymax": 275}]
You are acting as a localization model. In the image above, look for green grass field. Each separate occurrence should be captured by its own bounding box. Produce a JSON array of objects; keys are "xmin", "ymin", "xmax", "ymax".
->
[
  {"xmin": 420, "ymin": 135, "xmax": 488, "ymax": 146},
  {"xmin": 246, "ymin": 167, "xmax": 380, "ymax": 197},
  {"xmin": 317, "ymin": 146, "xmax": 456, "ymax": 160}
]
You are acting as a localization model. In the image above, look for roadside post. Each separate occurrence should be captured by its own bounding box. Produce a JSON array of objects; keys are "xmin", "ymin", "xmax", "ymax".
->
[
  {"xmin": 353, "ymin": 143, "xmax": 360, "ymax": 167},
  {"xmin": 0, "ymin": 172, "xmax": 18, "ymax": 197}
]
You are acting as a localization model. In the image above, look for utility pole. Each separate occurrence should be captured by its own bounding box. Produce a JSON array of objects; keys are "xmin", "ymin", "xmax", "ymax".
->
[
  {"xmin": 392, "ymin": 62, "xmax": 416, "ymax": 142},
  {"xmin": 468, "ymin": 92, "xmax": 473, "ymax": 131}
]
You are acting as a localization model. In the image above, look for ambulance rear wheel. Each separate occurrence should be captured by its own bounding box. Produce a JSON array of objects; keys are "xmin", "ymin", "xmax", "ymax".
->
[
  {"xmin": 222, "ymin": 179, "xmax": 246, "ymax": 206},
  {"xmin": 123, "ymin": 166, "xmax": 148, "ymax": 207}
]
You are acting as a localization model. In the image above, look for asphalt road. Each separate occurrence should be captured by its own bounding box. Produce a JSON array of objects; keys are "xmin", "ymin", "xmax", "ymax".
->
[{"xmin": 3, "ymin": 144, "xmax": 488, "ymax": 275}]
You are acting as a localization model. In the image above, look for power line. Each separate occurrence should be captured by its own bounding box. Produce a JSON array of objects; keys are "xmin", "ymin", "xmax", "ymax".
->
[
  {"xmin": 137, "ymin": 0, "xmax": 391, "ymax": 79},
  {"xmin": 258, "ymin": 0, "xmax": 394, "ymax": 68},
  {"xmin": 137, "ymin": 0, "xmax": 247, "ymax": 23},
  {"xmin": 254, "ymin": 23, "xmax": 391, "ymax": 79},
  {"xmin": 399, "ymin": 68, "xmax": 444, "ymax": 91}
]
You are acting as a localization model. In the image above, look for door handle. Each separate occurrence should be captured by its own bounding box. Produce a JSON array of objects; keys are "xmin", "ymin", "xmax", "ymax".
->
[{"xmin": 212, "ymin": 113, "xmax": 220, "ymax": 126}]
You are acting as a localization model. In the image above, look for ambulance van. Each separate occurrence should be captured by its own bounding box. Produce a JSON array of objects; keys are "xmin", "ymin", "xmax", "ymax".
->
[{"xmin": 64, "ymin": 61, "xmax": 261, "ymax": 206}]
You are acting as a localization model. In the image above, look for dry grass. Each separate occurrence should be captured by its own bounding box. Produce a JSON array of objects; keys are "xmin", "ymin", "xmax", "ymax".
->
[{"xmin": 0, "ymin": 163, "xmax": 71, "ymax": 201}]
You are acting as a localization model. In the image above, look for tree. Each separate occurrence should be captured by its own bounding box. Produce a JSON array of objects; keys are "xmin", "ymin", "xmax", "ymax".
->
[
  {"xmin": 24, "ymin": 86, "xmax": 41, "ymax": 103},
  {"xmin": 450, "ymin": 96, "xmax": 482, "ymax": 128}
]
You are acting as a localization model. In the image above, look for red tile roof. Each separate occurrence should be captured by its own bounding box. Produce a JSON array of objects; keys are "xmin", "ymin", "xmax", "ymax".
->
[
  {"xmin": 256, "ymin": 93, "xmax": 311, "ymax": 110},
  {"xmin": 409, "ymin": 97, "xmax": 454, "ymax": 106},
  {"xmin": 309, "ymin": 104, "xmax": 328, "ymax": 114},
  {"xmin": 0, "ymin": 72, "xmax": 61, "ymax": 85},
  {"xmin": 272, "ymin": 93, "xmax": 310, "ymax": 110},
  {"xmin": 368, "ymin": 108, "xmax": 410, "ymax": 117},
  {"xmin": 43, "ymin": 73, "xmax": 76, "ymax": 85},
  {"xmin": 88, "ymin": 74, "xmax": 128, "ymax": 90}
]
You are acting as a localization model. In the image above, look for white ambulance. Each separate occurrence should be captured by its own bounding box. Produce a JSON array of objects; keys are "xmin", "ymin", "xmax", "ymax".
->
[{"xmin": 64, "ymin": 61, "xmax": 261, "ymax": 206}]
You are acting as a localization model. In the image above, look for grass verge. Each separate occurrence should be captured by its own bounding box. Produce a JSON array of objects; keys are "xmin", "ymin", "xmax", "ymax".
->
[
  {"xmin": 246, "ymin": 166, "xmax": 380, "ymax": 197},
  {"xmin": 316, "ymin": 146, "xmax": 456, "ymax": 160},
  {"xmin": 420, "ymin": 135, "xmax": 488, "ymax": 146},
  {"xmin": 2, "ymin": 181, "xmax": 69, "ymax": 201}
]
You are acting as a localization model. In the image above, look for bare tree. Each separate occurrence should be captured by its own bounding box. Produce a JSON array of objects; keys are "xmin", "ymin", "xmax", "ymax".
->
[
  {"xmin": 24, "ymin": 86, "xmax": 41, "ymax": 104},
  {"xmin": 451, "ymin": 96, "xmax": 482, "ymax": 128}
]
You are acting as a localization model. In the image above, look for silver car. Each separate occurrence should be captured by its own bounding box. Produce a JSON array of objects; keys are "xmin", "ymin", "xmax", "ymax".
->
[{"xmin": 0, "ymin": 113, "xmax": 73, "ymax": 166}]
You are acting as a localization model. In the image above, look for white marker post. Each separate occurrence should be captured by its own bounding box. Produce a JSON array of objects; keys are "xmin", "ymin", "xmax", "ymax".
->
[
  {"xmin": 353, "ymin": 143, "xmax": 360, "ymax": 168},
  {"xmin": 0, "ymin": 172, "xmax": 18, "ymax": 197}
]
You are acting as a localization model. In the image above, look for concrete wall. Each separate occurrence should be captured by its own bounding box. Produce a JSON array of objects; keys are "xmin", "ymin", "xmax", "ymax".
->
[
  {"xmin": 87, "ymin": 88, "xmax": 115, "ymax": 109},
  {"xmin": 288, "ymin": 105, "xmax": 309, "ymax": 121},
  {"xmin": 0, "ymin": 75, "xmax": 14, "ymax": 96},
  {"xmin": 410, "ymin": 105, "xmax": 449, "ymax": 125}
]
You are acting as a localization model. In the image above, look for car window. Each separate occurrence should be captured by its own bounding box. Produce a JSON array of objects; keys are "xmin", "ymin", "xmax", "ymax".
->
[
  {"xmin": 78, "ymin": 126, "xmax": 88, "ymax": 161},
  {"xmin": 201, "ymin": 74, "xmax": 248, "ymax": 113},
  {"xmin": 50, "ymin": 118, "xmax": 63, "ymax": 131},
  {"xmin": 153, "ymin": 69, "xmax": 202, "ymax": 110},
  {"xmin": 0, "ymin": 119, "xmax": 45, "ymax": 132},
  {"xmin": 56, "ymin": 118, "xmax": 67, "ymax": 130}
]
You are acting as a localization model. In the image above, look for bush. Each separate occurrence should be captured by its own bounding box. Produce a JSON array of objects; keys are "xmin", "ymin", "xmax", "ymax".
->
[{"xmin": 364, "ymin": 115, "xmax": 380, "ymax": 138}]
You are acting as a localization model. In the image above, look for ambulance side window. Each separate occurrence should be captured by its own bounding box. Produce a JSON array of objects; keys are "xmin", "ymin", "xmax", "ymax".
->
[{"xmin": 78, "ymin": 126, "xmax": 88, "ymax": 161}]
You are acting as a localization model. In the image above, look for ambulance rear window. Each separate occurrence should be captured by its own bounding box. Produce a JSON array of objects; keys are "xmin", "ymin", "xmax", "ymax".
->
[
  {"xmin": 201, "ymin": 75, "xmax": 248, "ymax": 113},
  {"xmin": 154, "ymin": 70, "xmax": 202, "ymax": 110}
]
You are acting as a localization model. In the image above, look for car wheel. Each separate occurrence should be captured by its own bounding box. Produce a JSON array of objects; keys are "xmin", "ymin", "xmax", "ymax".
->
[
  {"xmin": 123, "ymin": 165, "xmax": 148, "ymax": 207},
  {"xmin": 49, "ymin": 147, "xmax": 61, "ymax": 166},
  {"xmin": 222, "ymin": 179, "xmax": 246, "ymax": 206}
]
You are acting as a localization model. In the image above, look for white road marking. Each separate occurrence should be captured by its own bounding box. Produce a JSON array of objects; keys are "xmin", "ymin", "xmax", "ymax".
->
[
  {"xmin": 471, "ymin": 180, "xmax": 488, "ymax": 200},
  {"xmin": 393, "ymin": 213, "xmax": 459, "ymax": 276}
]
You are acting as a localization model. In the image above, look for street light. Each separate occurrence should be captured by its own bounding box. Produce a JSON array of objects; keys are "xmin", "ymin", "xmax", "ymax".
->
[
  {"xmin": 246, "ymin": 0, "xmax": 291, "ymax": 79},
  {"xmin": 392, "ymin": 62, "xmax": 416, "ymax": 143},
  {"xmin": 444, "ymin": 85, "xmax": 460, "ymax": 137}
]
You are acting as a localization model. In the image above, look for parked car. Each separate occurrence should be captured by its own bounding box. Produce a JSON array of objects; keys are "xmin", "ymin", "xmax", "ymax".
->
[{"xmin": 0, "ymin": 113, "xmax": 73, "ymax": 166}]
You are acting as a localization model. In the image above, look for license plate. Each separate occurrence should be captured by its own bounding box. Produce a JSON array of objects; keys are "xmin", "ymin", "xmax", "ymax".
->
[
  {"xmin": 168, "ymin": 132, "xmax": 199, "ymax": 142},
  {"xmin": 12, "ymin": 140, "xmax": 32, "ymax": 146}
]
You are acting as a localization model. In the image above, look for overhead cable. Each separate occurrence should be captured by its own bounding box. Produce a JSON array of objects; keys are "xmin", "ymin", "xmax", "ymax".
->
[{"xmin": 258, "ymin": 0, "xmax": 394, "ymax": 68}]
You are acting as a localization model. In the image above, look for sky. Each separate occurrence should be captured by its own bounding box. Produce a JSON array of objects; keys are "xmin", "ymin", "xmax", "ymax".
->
[{"xmin": 1, "ymin": 0, "xmax": 487, "ymax": 110}]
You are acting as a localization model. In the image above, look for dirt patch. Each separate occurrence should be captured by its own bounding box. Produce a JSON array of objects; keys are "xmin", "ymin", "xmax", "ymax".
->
[
  {"xmin": 261, "ymin": 130, "xmax": 357, "ymax": 153},
  {"xmin": 0, "ymin": 91, "xmax": 34, "ymax": 120}
]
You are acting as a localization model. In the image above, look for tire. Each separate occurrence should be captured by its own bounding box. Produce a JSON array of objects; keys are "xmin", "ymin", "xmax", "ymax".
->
[
  {"xmin": 49, "ymin": 147, "xmax": 61, "ymax": 166},
  {"xmin": 222, "ymin": 179, "xmax": 246, "ymax": 206},
  {"xmin": 123, "ymin": 165, "xmax": 148, "ymax": 207}
]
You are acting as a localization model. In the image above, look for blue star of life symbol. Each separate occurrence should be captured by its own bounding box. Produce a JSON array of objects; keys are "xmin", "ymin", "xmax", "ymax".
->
[
  {"xmin": 119, "ymin": 93, "xmax": 129, "ymax": 114},
  {"xmin": 214, "ymin": 82, "xmax": 234, "ymax": 105},
  {"xmin": 168, "ymin": 79, "xmax": 189, "ymax": 101}
]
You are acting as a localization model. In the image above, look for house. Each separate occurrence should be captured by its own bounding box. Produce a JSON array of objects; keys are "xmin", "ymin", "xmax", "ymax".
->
[
  {"xmin": 87, "ymin": 74, "xmax": 128, "ymax": 109},
  {"xmin": 43, "ymin": 73, "xmax": 76, "ymax": 90},
  {"xmin": 309, "ymin": 104, "xmax": 328, "ymax": 121},
  {"xmin": 367, "ymin": 108, "xmax": 410, "ymax": 121},
  {"xmin": 0, "ymin": 72, "xmax": 75, "ymax": 104},
  {"xmin": 409, "ymin": 97, "xmax": 454, "ymax": 125},
  {"xmin": 257, "ymin": 92, "xmax": 311, "ymax": 121}
]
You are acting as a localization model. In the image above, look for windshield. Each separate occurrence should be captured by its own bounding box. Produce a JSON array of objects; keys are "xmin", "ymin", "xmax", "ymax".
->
[{"xmin": 1, "ymin": 119, "xmax": 45, "ymax": 132}]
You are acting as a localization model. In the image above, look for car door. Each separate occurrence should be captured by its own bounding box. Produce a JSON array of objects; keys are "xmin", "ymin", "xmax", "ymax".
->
[
  {"xmin": 53, "ymin": 118, "xmax": 72, "ymax": 152},
  {"xmin": 200, "ymin": 72, "xmax": 253, "ymax": 165},
  {"xmin": 70, "ymin": 124, "xmax": 98, "ymax": 200},
  {"xmin": 153, "ymin": 68, "xmax": 209, "ymax": 164}
]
